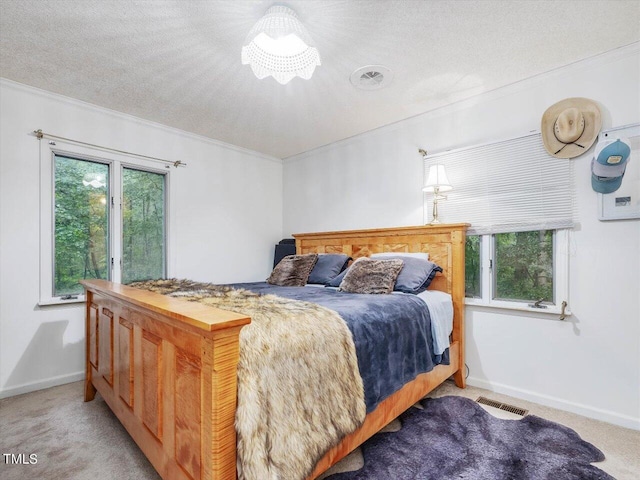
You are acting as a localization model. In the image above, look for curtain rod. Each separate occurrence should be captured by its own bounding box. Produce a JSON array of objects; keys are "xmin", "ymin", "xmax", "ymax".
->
[{"xmin": 32, "ymin": 129, "xmax": 186, "ymax": 168}]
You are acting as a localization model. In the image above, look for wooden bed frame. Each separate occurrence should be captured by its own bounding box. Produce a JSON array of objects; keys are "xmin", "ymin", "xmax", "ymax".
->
[{"xmin": 82, "ymin": 223, "xmax": 468, "ymax": 480}]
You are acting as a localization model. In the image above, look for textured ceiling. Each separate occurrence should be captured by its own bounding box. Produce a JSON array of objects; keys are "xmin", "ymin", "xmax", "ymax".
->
[{"xmin": 1, "ymin": 0, "xmax": 639, "ymax": 159}]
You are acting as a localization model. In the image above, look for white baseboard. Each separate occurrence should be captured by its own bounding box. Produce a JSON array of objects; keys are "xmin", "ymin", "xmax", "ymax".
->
[
  {"xmin": 2, "ymin": 372, "xmax": 637, "ymax": 431},
  {"xmin": 468, "ymin": 376, "xmax": 640, "ymax": 431},
  {"xmin": 0, "ymin": 371, "xmax": 85, "ymax": 399}
]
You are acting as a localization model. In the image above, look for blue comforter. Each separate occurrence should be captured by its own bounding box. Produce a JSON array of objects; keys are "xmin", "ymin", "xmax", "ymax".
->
[{"xmin": 229, "ymin": 283, "xmax": 449, "ymax": 412}]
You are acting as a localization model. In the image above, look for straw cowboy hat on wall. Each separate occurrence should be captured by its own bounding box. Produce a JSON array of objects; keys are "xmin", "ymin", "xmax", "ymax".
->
[{"xmin": 541, "ymin": 98, "xmax": 602, "ymax": 159}]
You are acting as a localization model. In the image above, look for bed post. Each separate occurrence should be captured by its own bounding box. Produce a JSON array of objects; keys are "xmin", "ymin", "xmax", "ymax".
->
[
  {"xmin": 201, "ymin": 328, "xmax": 244, "ymax": 479},
  {"xmin": 450, "ymin": 226, "xmax": 467, "ymax": 388}
]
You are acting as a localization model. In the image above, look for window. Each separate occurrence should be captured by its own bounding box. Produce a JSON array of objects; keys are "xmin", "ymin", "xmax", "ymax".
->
[
  {"xmin": 493, "ymin": 230, "xmax": 553, "ymax": 303},
  {"xmin": 54, "ymin": 156, "xmax": 110, "ymax": 296},
  {"xmin": 121, "ymin": 167, "xmax": 166, "ymax": 284},
  {"xmin": 465, "ymin": 229, "xmax": 569, "ymax": 314},
  {"xmin": 424, "ymin": 132, "xmax": 573, "ymax": 315},
  {"xmin": 465, "ymin": 235, "xmax": 481, "ymax": 298},
  {"xmin": 41, "ymin": 149, "xmax": 168, "ymax": 304}
]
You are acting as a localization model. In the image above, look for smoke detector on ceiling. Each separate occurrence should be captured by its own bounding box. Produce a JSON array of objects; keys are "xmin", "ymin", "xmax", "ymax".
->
[{"xmin": 350, "ymin": 65, "xmax": 393, "ymax": 90}]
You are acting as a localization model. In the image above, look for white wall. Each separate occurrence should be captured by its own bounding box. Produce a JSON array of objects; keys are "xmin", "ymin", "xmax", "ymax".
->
[
  {"xmin": 0, "ymin": 80, "xmax": 283, "ymax": 398},
  {"xmin": 283, "ymin": 44, "xmax": 640, "ymax": 429}
]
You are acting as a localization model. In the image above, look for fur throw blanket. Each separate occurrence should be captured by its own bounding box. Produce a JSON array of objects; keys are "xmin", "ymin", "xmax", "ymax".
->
[{"xmin": 129, "ymin": 279, "xmax": 366, "ymax": 480}]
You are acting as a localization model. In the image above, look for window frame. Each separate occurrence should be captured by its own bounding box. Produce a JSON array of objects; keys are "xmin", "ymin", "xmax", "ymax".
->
[
  {"xmin": 464, "ymin": 229, "xmax": 570, "ymax": 316},
  {"xmin": 39, "ymin": 144, "xmax": 170, "ymax": 306}
]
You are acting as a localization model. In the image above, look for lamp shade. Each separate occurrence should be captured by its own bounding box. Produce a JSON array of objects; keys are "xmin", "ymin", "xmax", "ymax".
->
[
  {"xmin": 241, "ymin": 5, "xmax": 321, "ymax": 85},
  {"xmin": 422, "ymin": 164, "xmax": 452, "ymax": 192}
]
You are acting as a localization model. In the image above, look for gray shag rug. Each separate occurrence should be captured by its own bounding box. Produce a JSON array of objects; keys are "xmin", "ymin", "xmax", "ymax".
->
[{"xmin": 326, "ymin": 395, "xmax": 614, "ymax": 480}]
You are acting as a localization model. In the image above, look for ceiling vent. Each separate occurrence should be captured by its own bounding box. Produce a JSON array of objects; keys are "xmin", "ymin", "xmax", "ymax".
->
[{"xmin": 350, "ymin": 65, "xmax": 393, "ymax": 90}]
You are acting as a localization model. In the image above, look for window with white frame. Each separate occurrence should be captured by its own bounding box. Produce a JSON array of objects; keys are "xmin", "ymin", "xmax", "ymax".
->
[
  {"xmin": 464, "ymin": 229, "xmax": 570, "ymax": 313},
  {"xmin": 41, "ymin": 147, "xmax": 168, "ymax": 304},
  {"xmin": 424, "ymin": 133, "xmax": 573, "ymax": 314}
]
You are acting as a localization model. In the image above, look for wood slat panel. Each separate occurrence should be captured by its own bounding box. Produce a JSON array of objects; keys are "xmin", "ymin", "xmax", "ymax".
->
[
  {"xmin": 142, "ymin": 330, "xmax": 163, "ymax": 440},
  {"xmin": 118, "ymin": 318, "xmax": 134, "ymax": 408},
  {"xmin": 383, "ymin": 243, "xmax": 412, "ymax": 253},
  {"xmin": 351, "ymin": 244, "xmax": 382, "ymax": 258},
  {"xmin": 89, "ymin": 303, "xmax": 99, "ymax": 369},
  {"xmin": 129, "ymin": 310, "xmax": 202, "ymax": 358},
  {"xmin": 175, "ymin": 349, "xmax": 202, "ymax": 480},
  {"xmin": 133, "ymin": 324, "xmax": 144, "ymax": 420},
  {"xmin": 84, "ymin": 294, "xmax": 97, "ymax": 402},
  {"xmin": 425, "ymin": 242, "xmax": 452, "ymax": 292},
  {"xmin": 99, "ymin": 307, "xmax": 114, "ymax": 386},
  {"xmin": 162, "ymin": 343, "xmax": 176, "ymax": 476}
]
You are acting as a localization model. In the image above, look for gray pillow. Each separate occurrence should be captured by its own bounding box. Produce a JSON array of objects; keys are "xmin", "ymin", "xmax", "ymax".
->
[
  {"xmin": 327, "ymin": 267, "xmax": 348, "ymax": 287},
  {"xmin": 381, "ymin": 256, "xmax": 443, "ymax": 294},
  {"xmin": 267, "ymin": 254, "xmax": 318, "ymax": 287},
  {"xmin": 307, "ymin": 253, "xmax": 351, "ymax": 285},
  {"xmin": 338, "ymin": 257, "xmax": 403, "ymax": 294}
]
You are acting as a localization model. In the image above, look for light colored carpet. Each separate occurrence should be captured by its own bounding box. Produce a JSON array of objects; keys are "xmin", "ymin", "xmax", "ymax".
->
[
  {"xmin": 1, "ymin": 380, "xmax": 638, "ymax": 479},
  {"xmin": 0, "ymin": 382, "xmax": 159, "ymax": 480}
]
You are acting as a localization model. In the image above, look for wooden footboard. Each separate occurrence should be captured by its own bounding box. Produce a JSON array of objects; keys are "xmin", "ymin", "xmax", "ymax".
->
[
  {"xmin": 82, "ymin": 223, "xmax": 467, "ymax": 480},
  {"xmin": 81, "ymin": 279, "xmax": 250, "ymax": 480}
]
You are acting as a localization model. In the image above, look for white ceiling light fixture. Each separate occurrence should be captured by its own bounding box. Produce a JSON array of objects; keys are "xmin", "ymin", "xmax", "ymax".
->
[{"xmin": 241, "ymin": 5, "xmax": 321, "ymax": 85}]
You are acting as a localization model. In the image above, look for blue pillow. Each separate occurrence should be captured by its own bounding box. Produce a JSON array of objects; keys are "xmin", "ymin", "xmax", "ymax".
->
[
  {"xmin": 389, "ymin": 256, "xmax": 442, "ymax": 293},
  {"xmin": 307, "ymin": 254, "xmax": 351, "ymax": 285},
  {"xmin": 327, "ymin": 257, "xmax": 441, "ymax": 292},
  {"xmin": 326, "ymin": 267, "xmax": 349, "ymax": 287}
]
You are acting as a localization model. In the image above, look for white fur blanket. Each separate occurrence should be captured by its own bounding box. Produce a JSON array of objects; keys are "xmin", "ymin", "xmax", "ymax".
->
[{"xmin": 131, "ymin": 280, "xmax": 366, "ymax": 480}]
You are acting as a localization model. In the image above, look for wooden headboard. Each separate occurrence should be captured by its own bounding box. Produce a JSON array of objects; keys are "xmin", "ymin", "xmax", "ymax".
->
[{"xmin": 293, "ymin": 223, "xmax": 468, "ymax": 297}]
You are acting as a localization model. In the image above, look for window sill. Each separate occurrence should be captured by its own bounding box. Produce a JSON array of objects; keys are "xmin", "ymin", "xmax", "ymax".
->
[
  {"xmin": 38, "ymin": 295, "xmax": 86, "ymax": 307},
  {"xmin": 465, "ymin": 298, "xmax": 571, "ymax": 317}
]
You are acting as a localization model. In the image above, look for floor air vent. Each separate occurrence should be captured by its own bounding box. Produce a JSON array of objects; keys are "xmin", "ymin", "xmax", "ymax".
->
[{"xmin": 476, "ymin": 397, "xmax": 528, "ymax": 416}]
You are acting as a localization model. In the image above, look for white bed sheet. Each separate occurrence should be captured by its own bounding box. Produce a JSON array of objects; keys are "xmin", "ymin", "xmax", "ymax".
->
[
  {"xmin": 414, "ymin": 289, "xmax": 453, "ymax": 355},
  {"xmin": 315, "ymin": 284, "xmax": 453, "ymax": 356}
]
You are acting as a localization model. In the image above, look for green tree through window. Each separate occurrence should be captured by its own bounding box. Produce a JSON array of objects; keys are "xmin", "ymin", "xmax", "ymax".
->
[
  {"xmin": 465, "ymin": 235, "xmax": 481, "ymax": 298},
  {"xmin": 494, "ymin": 231, "xmax": 553, "ymax": 303},
  {"xmin": 54, "ymin": 156, "xmax": 109, "ymax": 296},
  {"xmin": 122, "ymin": 168, "xmax": 165, "ymax": 283}
]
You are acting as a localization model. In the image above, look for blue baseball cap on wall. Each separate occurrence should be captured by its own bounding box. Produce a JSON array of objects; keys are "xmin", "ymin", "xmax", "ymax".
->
[{"xmin": 591, "ymin": 138, "xmax": 631, "ymax": 194}]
